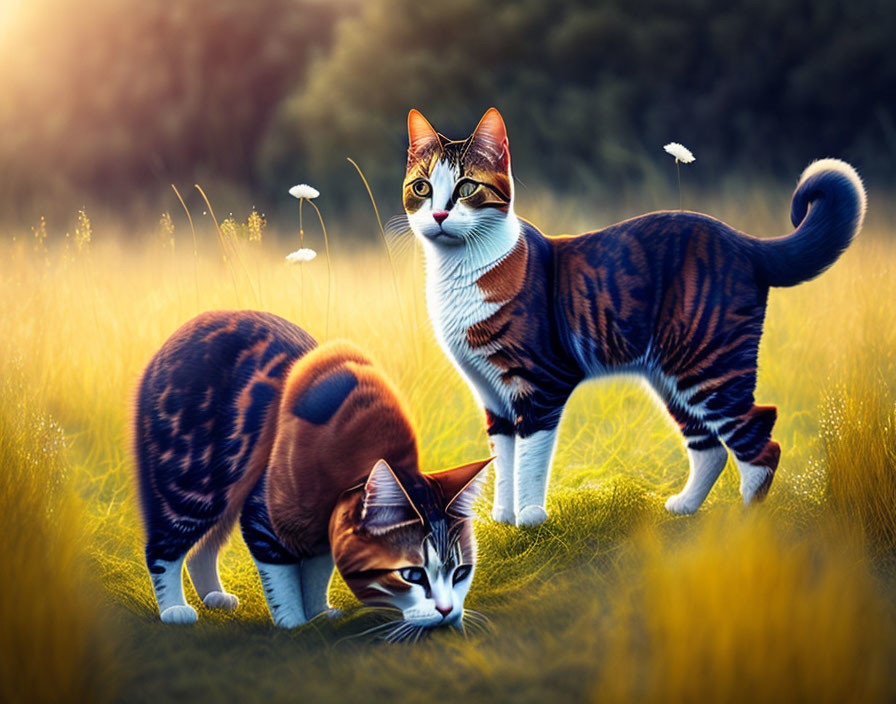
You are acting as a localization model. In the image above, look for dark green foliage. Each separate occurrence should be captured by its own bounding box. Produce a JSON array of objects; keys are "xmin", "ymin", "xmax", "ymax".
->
[
  {"xmin": 264, "ymin": 0, "xmax": 896, "ymax": 204},
  {"xmin": 1, "ymin": 0, "xmax": 894, "ymax": 219}
]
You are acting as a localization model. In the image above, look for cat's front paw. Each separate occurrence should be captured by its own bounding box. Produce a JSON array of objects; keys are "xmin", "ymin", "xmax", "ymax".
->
[
  {"xmin": 491, "ymin": 504, "xmax": 516, "ymax": 524},
  {"xmin": 160, "ymin": 604, "xmax": 198, "ymax": 625},
  {"xmin": 516, "ymin": 505, "xmax": 548, "ymax": 527},
  {"xmin": 203, "ymin": 591, "xmax": 239, "ymax": 611},
  {"xmin": 664, "ymin": 493, "xmax": 700, "ymax": 515},
  {"xmin": 272, "ymin": 611, "xmax": 307, "ymax": 629}
]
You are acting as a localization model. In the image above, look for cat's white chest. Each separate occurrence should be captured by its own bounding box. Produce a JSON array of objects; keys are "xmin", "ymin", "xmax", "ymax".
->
[{"xmin": 426, "ymin": 273, "xmax": 514, "ymax": 416}]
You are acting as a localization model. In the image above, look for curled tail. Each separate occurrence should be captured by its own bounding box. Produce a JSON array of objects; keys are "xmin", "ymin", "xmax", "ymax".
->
[{"xmin": 754, "ymin": 159, "xmax": 866, "ymax": 287}]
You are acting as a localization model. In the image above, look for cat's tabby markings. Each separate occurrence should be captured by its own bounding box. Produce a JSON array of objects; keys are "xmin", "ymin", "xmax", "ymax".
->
[
  {"xmin": 403, "ymin": 108, "xmax": 866, "ymax": 526},
  {"xmin": 134, "ymin": 310, "xmax": 490, "ymax": 633}
]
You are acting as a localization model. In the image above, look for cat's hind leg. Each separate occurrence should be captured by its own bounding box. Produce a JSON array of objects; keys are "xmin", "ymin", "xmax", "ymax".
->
[
  {"xmin": 664, "ymin": 414, "xmax": 728, "ymax": 515},
  {"xmin": 662, "ymin": 306, "xmax": 774, "ymax": 508},
  {"xmin": 719, "ymin": 405, "xmax": 780, "ymax": 504},
  {"xmin": 145, "ymin": 537, "xmax": 198, "ymax": 624},
  {"xmin": 187, "ymin": 539, "xmax": 239, "ymax": 611},
  {"xmin": 684, "ymin": 369, "xmax": 779, "ymax": 504},
  {"xmin": 664, "ymin": 445, "xmax": 728, "ymax": 515}
]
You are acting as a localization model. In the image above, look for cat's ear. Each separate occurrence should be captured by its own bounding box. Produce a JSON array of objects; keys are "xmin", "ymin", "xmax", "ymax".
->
[
  {"xmin": 429, "ymin": 458, "xmax": 493, "ymax": 518},
  {"xmin": 408, "ymin": 109, "xmax": 441, "ymax": 156},
  {"xmin": 361, "ymin": 459, "xmax": 421, "ymax": 534},
  {"xmin": 469, "ymin": 108, "xmax": 510, "ymax": 166}
]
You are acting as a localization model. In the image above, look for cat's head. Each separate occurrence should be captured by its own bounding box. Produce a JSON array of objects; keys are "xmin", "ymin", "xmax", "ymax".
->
[
  {"xmin": 403, "ymin": 108, "xmax": 514, "ymax": 248},
  {"xmin": 329, "ymin": 457, "xmax": 491, "ymax": 632}
]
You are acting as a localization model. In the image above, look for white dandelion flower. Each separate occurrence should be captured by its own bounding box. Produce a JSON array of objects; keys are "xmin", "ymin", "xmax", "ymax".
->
[
  {"xmin": 286, "ymin": 248, "xmax": 317, "ymax": 263},
  {"xmin": 664, "ymin": 142, "xmax": 695, "ymax": 164},
  {"xmin": 289, "ymin": 184, "xmax": 320, "ymax": 199}
]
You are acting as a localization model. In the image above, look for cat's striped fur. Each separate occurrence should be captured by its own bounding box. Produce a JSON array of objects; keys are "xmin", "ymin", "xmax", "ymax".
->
[
  {"xmin": 404, "ymin": 108, "xmax": 866, "ymax": 526},
  {"xmin": 134, "ymin": 310, "xmax": 490, "ymax": 630}
]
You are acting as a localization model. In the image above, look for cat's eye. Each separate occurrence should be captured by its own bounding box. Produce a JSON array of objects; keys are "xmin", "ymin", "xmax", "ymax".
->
[
  {"xmin": 410, "ymin": 179, "xmax": 432, "ymax": 198},
  {"xmin": 399, "ymin": 567, "xmax": 429, "ymax": 586},
  {"xmin": 452, "ymin": 565, "xmax": 472, "ymax": 584},
  {"xmin": 454, "ymin": 179, "xmax": 479, "ymax": 200}
]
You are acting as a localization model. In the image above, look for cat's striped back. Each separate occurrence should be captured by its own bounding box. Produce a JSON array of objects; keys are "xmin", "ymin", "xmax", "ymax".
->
[{"xmin": 135, "ymin": 310, "xmax": 316, "ymax": 568}]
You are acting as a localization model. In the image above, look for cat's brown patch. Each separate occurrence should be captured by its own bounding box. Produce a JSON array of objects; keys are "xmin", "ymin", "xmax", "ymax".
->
[
  {"xmin": 476, "ymin": 236, "xmax": 528, "ymax": 303},
  {"xmin": 266, "ymin": 342, "xmax": 419, "ymax": 557},
  {"xmin": 466, "ymin": 303, "xmax": 516, "ymax": 351}
]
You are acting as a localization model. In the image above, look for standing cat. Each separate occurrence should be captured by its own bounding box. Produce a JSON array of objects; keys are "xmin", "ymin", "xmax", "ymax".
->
[
  {"xmin": 402, "ymin": 108, "xmax": 865, "ymax": 526},
  {"xmin": 134, "ymin": 310, "xmax": 490, "ymax": 634}
]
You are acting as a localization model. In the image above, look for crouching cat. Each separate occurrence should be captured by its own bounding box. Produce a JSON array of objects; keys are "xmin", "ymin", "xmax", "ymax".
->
[
  {"xmin": 402, "ymin": 108, "xmax": 866, "ymax": 527},
  {"xmin": 134, "ymin": 310, "xmax": 490, "ymax": 635}
]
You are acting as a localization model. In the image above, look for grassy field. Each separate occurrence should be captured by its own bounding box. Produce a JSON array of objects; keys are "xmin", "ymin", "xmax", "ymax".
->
[{"xmin": 1, "ymin": 186, "xmax": 895, "ymax": 703}]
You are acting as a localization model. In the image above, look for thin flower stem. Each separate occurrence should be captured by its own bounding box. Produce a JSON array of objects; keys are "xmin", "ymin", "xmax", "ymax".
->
[
  {"xmin": 299, "ymin": 199, "xmax": 304, "ymax": 325},
  {"xmin": 308, "ymin": 200, "xmax": 332, "ymax": 340},
  {"xmin": 194, "ymin": 184, "xmax": 242, "ymax": 302},
  {"xmin": 194, "ymin": 184, "xmax": 259, "ymax": 305},
  {"xmin": 171, "ymin": 184, "xmax": 200, "ymax": 309},
  {"xmin": 677, "ymin": 160, "xmax": 682, "ymax": 211}
]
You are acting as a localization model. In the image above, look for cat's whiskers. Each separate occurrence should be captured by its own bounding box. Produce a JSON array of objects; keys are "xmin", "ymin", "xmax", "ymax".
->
[
  {"xmin": 335, "ymin": 618, "xmax": 402, "ymax": 645},
  {"xmin": 462, "ymin": 608, "xmax": 491, "ymax": 629},
  {"xmin": 384, "ymin": 621, "xmax": 416, "ymax": 643},
  {"xmin": 384, "ymin": 214, "xmax": 416, "ymax": 260},
  {"xmin": 342, "ymin": 608, "xmax": 484, "ymax": 644},
  {"xmin": 460, "ymin": 619, "xmax": 488, "ymax": 638},
  {"xmin": 353, "ymin": 604, "xmax": 399, "ymax": 617},
  {"xmin": 385, "ymin": 214, "xmax": 412, "ymax": 242}
]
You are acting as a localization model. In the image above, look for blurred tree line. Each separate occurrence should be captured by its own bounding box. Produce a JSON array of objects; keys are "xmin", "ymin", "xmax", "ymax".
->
[
  {"xmin": 1, "ymin": 0, "xmax": 894, "ymax": 222},
  {"xmin": 0, "ymin": 0, "xmax": 344, "ymax": 219}
]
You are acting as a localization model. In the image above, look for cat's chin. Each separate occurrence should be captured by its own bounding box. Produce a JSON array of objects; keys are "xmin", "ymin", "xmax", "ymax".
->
[
  {"xmin": 420, "ymin": 229, "xmax": 465, "ymax": 246},
  {"xmin": 404, "ymin": 615, "xmax": 461, "ymax": 631}
]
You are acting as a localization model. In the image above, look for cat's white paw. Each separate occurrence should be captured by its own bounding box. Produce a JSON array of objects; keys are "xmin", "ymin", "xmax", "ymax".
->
[
  {"xmin": 516, "ymin": 505, "xmax": 548, "ymax": 527},
  {"xmin": 740, "ymin": 465, "xmax": 773, "ymax": 505},
  {"xmin": 160, "ymin": 604, "xmax": 198, "ymax": 625},
  {"xmin": 272, "ymin": 612, "xmax": 307, "ymax": 629},
  {"xmin": 203, "ymin": 591, "xmax": 239, "ymax": 611},
  {"xmin": 665, "ymin": 493, "xmax": 701, "ymax": 515},
  {"xmin": 491, "ymin": 504, "xmax": 516, "ymax": 524}
]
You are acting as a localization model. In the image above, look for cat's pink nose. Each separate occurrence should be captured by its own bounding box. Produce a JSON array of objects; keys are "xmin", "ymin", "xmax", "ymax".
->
[
  {"xmin": 433, "ymin": 211, "xmax": 449, "ymax": 225},
  {"xmin": 436, "ymin": 604, "xmax": 452, "ymax": 618}
]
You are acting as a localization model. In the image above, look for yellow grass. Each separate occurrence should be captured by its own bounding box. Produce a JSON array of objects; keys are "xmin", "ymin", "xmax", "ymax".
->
[
  {"xmin": 1, "ymin": 191, "xmax": 895, "ymax": 701},
  {"xmin": 0, "ymin": 365, "xmax": 119, "ymax": 703},
  {"xmin": 597, "ymin": 511, "xmax": 896, "ymax": 704}
]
